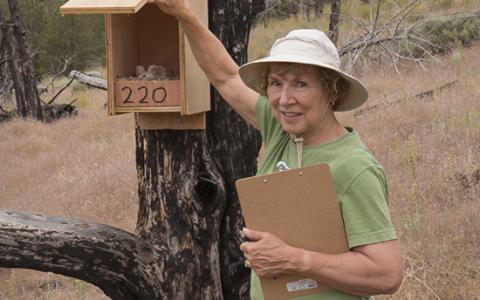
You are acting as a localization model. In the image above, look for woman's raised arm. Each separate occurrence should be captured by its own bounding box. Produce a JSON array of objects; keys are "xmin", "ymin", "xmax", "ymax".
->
[{"xmin": 149, "ymin": 0, "xmax": 260, "ymax": 128}]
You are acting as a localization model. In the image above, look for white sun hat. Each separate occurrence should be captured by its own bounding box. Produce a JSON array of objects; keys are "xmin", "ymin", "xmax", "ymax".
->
[{"xmin": 239, "ymin": 29, "xmax": 368, "ymax": 111}]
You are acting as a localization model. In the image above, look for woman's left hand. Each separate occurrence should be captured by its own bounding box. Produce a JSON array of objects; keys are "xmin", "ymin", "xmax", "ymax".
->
[{"xmin": 240, "ymin": 228, "xmax": 298, "ymax": 277}]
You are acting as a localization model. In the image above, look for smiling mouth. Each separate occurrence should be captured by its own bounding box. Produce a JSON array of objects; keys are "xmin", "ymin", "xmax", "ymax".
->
[{"xmin": 282, "ymin": 112, "xmax": 302, "ymax": 117}]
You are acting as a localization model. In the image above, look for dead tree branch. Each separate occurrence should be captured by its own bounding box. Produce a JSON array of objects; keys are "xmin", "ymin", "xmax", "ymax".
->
[
  {"xmin": 338, "ymin": 0, "xmax": 441, "ymax": 74},
  {"xmin": 39, "ymin": 56, "xmax": 74, "ymax": 95},
  {"xmin": 0, "ymin": 209, "xmax": 170, "ymax": 300},
  {"xmin": 47, "ymin": 78, "xmax": 74, "ymax": 105}
]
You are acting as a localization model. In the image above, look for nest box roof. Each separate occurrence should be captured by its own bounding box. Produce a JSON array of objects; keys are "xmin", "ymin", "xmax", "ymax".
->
[{"xmin": 60, "ymin": 0, "xmax": 149, "ymax": 14}]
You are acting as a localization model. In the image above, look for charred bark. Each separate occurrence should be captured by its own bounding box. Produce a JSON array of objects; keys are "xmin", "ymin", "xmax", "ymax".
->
[
  {"xmin": 134, "ymin": 1, "xmax": 264, "ymax": 298},
  {"xmin": 7, "ymin": 0, "xmax": 43, "ymax": 121},
  {"xmin": 0, "ymin": 210, "xmax": 168, "ymax": 300},
  {"xmin": 208, "ymin": 1, "xmax": 264, "ymax": 297}
]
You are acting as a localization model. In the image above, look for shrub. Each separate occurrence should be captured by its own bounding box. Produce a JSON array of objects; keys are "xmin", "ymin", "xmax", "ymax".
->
[{"xmin": 413, "ymin": 13, "xmax": 480, "ymax": 54}]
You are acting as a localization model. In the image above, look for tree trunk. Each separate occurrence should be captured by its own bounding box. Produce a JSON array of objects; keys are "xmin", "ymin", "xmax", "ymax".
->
[
  {"xmin": 0, "ymin": 7, "xmax": 27, "ymax": 118},
  {"xmin": 0, "ymin": 0, "xmax": 264, "ymax": 299},
  {"xmin": 7, "ymin": 0, "xmax": 43, "ymax": 121},
  {"xmin": 328, "ymin": 0, "xmax": 341, "ymax": 45}
]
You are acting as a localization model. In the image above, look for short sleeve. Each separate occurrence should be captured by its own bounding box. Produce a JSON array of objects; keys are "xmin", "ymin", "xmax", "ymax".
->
[
  {"xmin": 255, "ymin": 96, "xmax": 281, "ymax": 146},
  {"xmin": 340, "ymin": 166, "xmax": 396, "ymax": 249}
]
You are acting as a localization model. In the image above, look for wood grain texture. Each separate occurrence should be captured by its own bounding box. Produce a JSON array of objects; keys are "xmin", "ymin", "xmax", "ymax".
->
[
  {"xmin": 110, "ymin": 14, "xmax": 137, "ymax": 115},
  {"xmin": 116, "ymin": 107, "xmax": 181, "ymax": 113},
  {"xmin": 0, "ymin": 209, "xmax": 167, "ymax": 299},
  {"xmin": 182, "ymin": 0, "xmax": 210, "ymax": 115},
  {"xmin": 60, "ymin": 0, "xmax": 148, "ymax": 14},
  {"xmin": 136, "ymin": 5, "xmax": 180, "ymax": 73},
  {"xmin": 105, "ymin": 14, "xmax": 115, "ymax": 115},
  {"xmin": 115, "ymin": 79, "xmax": 181, "ymax": 109},
  {"xmin": 136, "ymin": 112, "xmax": 205, "ymax": 130}
]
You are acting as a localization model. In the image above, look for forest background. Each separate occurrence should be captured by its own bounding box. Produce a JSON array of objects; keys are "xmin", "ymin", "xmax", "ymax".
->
[{"xmin": 0, "ymin": 0, "xmax": 479, "ymax": 299}]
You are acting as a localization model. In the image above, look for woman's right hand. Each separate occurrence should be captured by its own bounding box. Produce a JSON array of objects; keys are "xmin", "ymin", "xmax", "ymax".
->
[{"xmin": 148, "ymin": 0, "xmax": 191, "ymax": 19}]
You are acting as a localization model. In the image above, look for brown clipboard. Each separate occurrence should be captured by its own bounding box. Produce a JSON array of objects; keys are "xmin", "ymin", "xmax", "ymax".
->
[{"xmin": 236, "ymin": 163, "xmax": 349, "ymax": 299}]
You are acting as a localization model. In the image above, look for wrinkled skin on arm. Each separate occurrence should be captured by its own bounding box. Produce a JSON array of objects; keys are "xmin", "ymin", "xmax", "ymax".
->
[
  {"xmin": 240, "ymin": 228, "xmax": 403, "ymax": 296},
  {"xmin": 148, "ymin": 0, "xmax": 260, "ymax": 128}
]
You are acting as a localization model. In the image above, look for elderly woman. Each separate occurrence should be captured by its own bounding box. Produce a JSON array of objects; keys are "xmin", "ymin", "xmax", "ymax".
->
[{"xmin": 150, "ymin": 0, "xmax": 403, "ymax": 299}]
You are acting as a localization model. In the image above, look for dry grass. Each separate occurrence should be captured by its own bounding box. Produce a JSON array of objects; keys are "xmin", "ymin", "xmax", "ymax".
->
[
  {"xmin": 1, "ymin": 45, "xmax": 478, "ymax": 298},
  {"xmin": 0, "ymin": 89, "xmax": 138, "ymax": 299},
  {"xmin": 338, "ymin": 44, "xmax": 480, "ymax": 299}
]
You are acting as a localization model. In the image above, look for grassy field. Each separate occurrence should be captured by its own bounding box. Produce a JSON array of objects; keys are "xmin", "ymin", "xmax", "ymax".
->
[
  {"xmin": 1, "ymin": 1, "xmax": 479, "ymax": 299},
  {"xmin": 340, "ymin": 44, "xmax": 480, "ymax": 299}
]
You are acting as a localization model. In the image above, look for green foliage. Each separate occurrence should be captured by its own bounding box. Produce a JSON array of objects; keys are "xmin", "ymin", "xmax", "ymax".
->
[
  {"xmin": 413, "ymin": 13, "xmax": 480, "ymax": 54},
  {"xmin": 18, "ymin": 0, "xmax": 105, "ymax": 76}
]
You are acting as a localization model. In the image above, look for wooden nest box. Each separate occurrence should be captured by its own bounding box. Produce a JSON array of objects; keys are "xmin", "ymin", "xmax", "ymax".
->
[{"xmin": 60, "ymin": 0, "xmax": 210, "ymax": 129}]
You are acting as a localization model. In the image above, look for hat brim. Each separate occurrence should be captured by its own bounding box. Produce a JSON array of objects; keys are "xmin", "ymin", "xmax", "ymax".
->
[{"xmin": 239, "ymin": 54, "xmax": 368, "ymax": 112}]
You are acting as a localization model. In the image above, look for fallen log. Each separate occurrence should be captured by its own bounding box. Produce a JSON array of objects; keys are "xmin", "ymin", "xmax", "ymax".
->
[
  {"xmin": 69, "ymin": 70, "xmax": 107, "ymax": 90},
  {"xmin": 42, "ymin": 98, "xmax": 78, "ymax": 122}
]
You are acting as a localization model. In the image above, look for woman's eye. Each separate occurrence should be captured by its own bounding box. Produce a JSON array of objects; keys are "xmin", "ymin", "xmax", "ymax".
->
[
  {"xmin": 268, "ymin": 80, "xmax": 281, "ymax": 87},
  {"xmin": 295, "ymin": 81, "xmax": 307, "ymax": 88}
]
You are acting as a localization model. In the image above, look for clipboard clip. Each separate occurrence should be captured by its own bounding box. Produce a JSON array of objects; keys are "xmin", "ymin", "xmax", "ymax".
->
[{"xmin": 275, "ymin": 161, "xmax": 291, "ymax": 172}]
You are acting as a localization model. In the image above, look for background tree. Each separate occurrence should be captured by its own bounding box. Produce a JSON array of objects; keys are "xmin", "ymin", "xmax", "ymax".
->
[
  {"xmin": 18, "ymin": 0, "xmax": 105, "ymax": 76},
  {"xmin": 0, "ymin": 0, "xmax": 42, "ymax": 120},
  {"xmin": 328, "ymin": 0, "xmax": 341, "ymax": 45},
  {"xmin": 0, "ymin": 0, "xmax": 264, "ymax": 298},
  {"xmin": 0, "ymin": 0, "xmax": 105, "ymax": 112},
  {"xmin": 0, "ymin": 8, "xmax": 27, "ymax": 117},
  {"xmin": 7, "ymin": 0, "xmax": 42, "ymax": 120}
]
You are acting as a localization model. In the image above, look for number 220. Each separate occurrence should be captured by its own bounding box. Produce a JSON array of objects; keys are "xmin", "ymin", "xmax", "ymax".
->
[{"xmin": 122, "ymin": 86, "xmax": 167, "ymax": 104}]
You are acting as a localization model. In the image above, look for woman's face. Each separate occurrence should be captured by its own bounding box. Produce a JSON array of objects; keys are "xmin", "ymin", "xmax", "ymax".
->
[{"xmin": 266, "ymin": 64, "xmax": 332, "ymax": 142}]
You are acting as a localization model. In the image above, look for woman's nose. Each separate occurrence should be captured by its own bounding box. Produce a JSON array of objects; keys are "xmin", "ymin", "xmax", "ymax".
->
[{"xmin": 279, "ymin": 87, "xmax": 294, "ymax": 105}]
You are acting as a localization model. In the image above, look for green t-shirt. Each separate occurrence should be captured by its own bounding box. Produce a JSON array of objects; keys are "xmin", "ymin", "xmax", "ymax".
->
[{"xmin": 250, "ymin": 96, "xmax": 396, "ymax": 300}]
